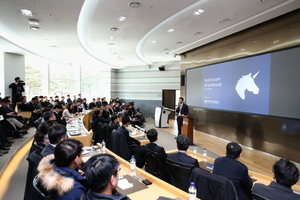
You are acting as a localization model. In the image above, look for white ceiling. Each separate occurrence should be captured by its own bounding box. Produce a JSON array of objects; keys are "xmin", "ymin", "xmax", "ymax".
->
[{"xmin": 0, "ymin": 0, "xmax": 299, "ymax": 69}]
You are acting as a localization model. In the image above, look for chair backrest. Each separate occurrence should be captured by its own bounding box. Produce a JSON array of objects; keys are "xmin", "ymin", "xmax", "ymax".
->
[
  {"xmin": 109, "ymin": 130, "xmax": 130, "ymax": 160},
  {"xmin": 252, "ymin": 192, "xmax": 270, "ymax": 200},
  {"xmin": 145, "ymin": 152, "xmax": 162, "ymax": 178},
  {"xmin": 189, "ymin": 167, "xmax": 238, "ymax": 200},
  {"xmin": 165, "ymin": 158, "xmax": 195, "ymax": 191},
  {"xmin": 93, "ymin": 122, "xmax": 107, "ymax": 144},
  {"xmin": 33, "ymin": 175, "xmax": 53, "ymax": 200}
]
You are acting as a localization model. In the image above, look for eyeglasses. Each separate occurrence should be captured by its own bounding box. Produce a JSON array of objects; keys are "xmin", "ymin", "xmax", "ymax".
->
[{"xmin": 118, "ymin": 167, "xmax": 121, "ymax": 172}]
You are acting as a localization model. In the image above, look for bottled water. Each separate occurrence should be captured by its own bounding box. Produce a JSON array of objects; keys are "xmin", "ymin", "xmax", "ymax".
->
[
  {"xmin": 188, "ymin": 182, "xmax": 197, "ymax": 200},
  {"xmin": 130, "ymin": 155, "xmax": 136, "ymax": 176},
  {"xmin": 203, "ymin": 148, "xmax": 207, "ymax": 161},
  {"xmin": 193, "ymin": 145, "xmax": 197, "ymax": 157},
  {"xmin": 101, "ymin": 140, "xmax": 106, "ymax": 152}
]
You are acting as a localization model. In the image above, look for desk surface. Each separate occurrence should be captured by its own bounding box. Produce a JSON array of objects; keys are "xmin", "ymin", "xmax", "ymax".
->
[
  {"xmin": 166, "ymin": 149, "xmax": 300, "ymax": 192},
  {"xmin": 83, "ymin": 148, "xmax": 190, "ymax": 200}
]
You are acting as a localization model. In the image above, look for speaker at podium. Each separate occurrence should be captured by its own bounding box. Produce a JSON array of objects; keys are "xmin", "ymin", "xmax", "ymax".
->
[{"xmin": 154, "ymin": 106, "xmax": 174, "ymax": 128}]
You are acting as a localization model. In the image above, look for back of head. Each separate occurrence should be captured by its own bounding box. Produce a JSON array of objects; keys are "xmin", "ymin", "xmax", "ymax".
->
[
  {"xmin": 147, "ymin": 128, "xmax": 158, "ymax": 143},
  {"xmin": 226, "ymin": 142, "xmax": 242, "ymax": 159},
  {"xmin": 110, "ymin": 115, "xmax": 117, "ymax": 122},
  {"xmin": 48, "ymin": 124, "xmax": 67, "ymax": 145},
  {"xmin": 43, "ymin": 111, "xmax": 54, "ymax": 121},
  {"xmin": 122, "ymin": 116, "xmax": 130, "ymax": 125},
  {"xmin": 54, "ymin": 138, "xmax": 83, "ymax": 167},
  {"xmin": 53, "ymin": 104, "xmax": 63, "ymax": 110},
  {"xmin": 176, "ymin": 135, "xmax": 190, "ymax": 151},
  {"xmin": 84, "ymin": 154, "xmax": 119, "ymax": 193},
  {"xmin": 273, "ymin": 158, "xmax": 299, "ymax": 187}
]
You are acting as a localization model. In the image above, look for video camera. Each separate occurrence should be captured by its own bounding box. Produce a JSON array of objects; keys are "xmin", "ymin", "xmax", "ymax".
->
[{"xmin": 17, "ymin": 80, "xmax": 25, "ymax": 85}]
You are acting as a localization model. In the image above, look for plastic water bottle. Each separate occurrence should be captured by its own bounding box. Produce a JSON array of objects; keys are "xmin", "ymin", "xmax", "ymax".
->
[
  {"xmin": 188, "ymin": 182, "xmax": 197, "ymax": 200},
  {"xmin": 203, "ymin": 148, "xmax": 207, "ymax": 161},
  {"xmin": 101, "ymin": 140, "xmax": 106, "ymax": 152},
  {"xmin": 193, "ymin": 145, "xmax": 197, "ymax": 157},
  {"xmin": 130, "ymin": 155, "xmax": 136, "ymax": 176}
]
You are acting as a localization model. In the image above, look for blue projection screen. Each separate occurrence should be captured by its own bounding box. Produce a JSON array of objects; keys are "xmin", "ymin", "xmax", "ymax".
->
[{"xmin": 186, "ymin": 46, "xmax": 300, "ymax": 119}]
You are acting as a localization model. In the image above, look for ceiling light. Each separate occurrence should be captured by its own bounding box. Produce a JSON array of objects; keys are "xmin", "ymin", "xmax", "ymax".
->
[
  {"xmin": 193, "ymin": 32, "xmax": 202, "ymax": 35},
  {"xmin": 168, "ymin": 28, "xmax": 175, "ymax": 33},
  {"xmin": 193, "ymin": 9, "xmax": 205, "ymax": 16},
  {"xmin": 109, "ymin": 36, "xmax": 115, "ymax": 39},
  {"xmin": 107, "ymin": 43, "xmax": 115, "ymax": 45},
  {"xmin": 21, "ymin": 9, "xmax": 32, "ymax": 16},
  {"xmin": 29, "ymin": 26, "xmax": 41, "ymax": 31},
  {"xmin": 28, "ymin": 19, "xmax": 39, "ymax": 25},
  {"xmin": 118, "ymin": 16, "xmax": 127, "ymax": 21},
  {"xmin": 42, "ymin": 37, "xmax": 48, "ymax": 40},
  {"xmin": 218, "ymin": 18, "xmax": 230, "ymax": 23},
  {"xmin": 129, "ymin": 2, "xmax": 141, "ymax": 8},
  {"xmin": 110, "ymin": 27, "xmax": 119, "ymax": 31},
  {"xmin": 151, "ymin": 40, "xmax": 157, "ymax": 43}
]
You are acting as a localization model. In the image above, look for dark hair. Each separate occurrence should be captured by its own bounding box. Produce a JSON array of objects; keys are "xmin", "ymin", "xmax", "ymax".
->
[
  {"xmin": 117, "ymin": 112, "xmax": 124, "ymax": 118},
  {"xmin": 34, "ymin": 120, "xmax": 55, "ymax": 143},
  {"xmin": 48, "ymin": 124, "xmax": 67, "ymax": 144},
  {"xmin": 43, "ymin": 111, "xmax": 54, "ymax": 121},
  {"xmin": 20, "ymin": 96, "xmax": 26, "ymax": 101},
  {"xmin": 66, "ymin": 103, "xmax": 73, "ymax": 113},
  {"xmin": 53, "ymin": 104, "xmax": 63, "ymax": 109},
  {"xmin": 122, "ymin": 116, "xmax": 130, "ymax": 125},
  {"xmin": 94, "ymin": 109, "xmax": 101, "ymax": 117},
  {"xmin": 226, "ymin": 142, "xmax": 242, "ymax": 159},
  {"xmin": 54, "ymin": 138, "xmax": 83, "ymax": 167},
  {"xmin": 102, "ymin": 102, "xmax": 108, "ymax": 107},
  {"xmin": 15, "ymin": 77, "xmax": 20, "ymax": 81},
  {"xmin": 32, "ymin": 97, "xmax": 38, "ymax": 101},
  {"xmin": 84, "ymin": 154, "xmax": 119, "ymax": 193},
  {"xmin": 39, "ymin": 96, "xmax": 44, "ymax": 98},
  {"xmin": 179, "ymin": 97, "xmax": 184, "ymax": 101},
  {"xmin": 176, "ymin": 135, "xmax": 190, "ymax": 150},
  {"xmin": 147, "ymin": 129, "xmax": 158, "ymax": 143},
  {"xmin": 110, "ymin": 115, "xmax": 117, "ymax": 122},
  {"xmin": 1, "ymin": 98, "xmax": 9, "ymax": 103},
  {"xmin": 273, "ymin": 158, "xmax": 299, "ymax": 187}
]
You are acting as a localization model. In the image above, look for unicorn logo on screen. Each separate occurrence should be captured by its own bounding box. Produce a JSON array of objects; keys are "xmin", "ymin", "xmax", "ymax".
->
[{"xmin": 235, "ymin": 71, "xmax": 260, "ymax": 100}]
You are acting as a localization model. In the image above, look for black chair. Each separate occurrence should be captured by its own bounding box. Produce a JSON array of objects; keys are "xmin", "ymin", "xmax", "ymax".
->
[
  {"xmin": 32, "ymin": 175, "xmax": 52, "ymax": 200},
  {"xmin": 189, "ymin": 167, "xmax": 238, "ymax": 200},
  {"xmin": 165, "ymin": 158, "xmax": 195, "ymax": 191},
  {"xmin": 109, "ymin": 130, "xmax": 130, "ymax": 160},
  {"xmin": 93, "ymin": 122, "xmax": 108, "ymax": 145},
  {"xmin": 252, "ymin": 192, "xmax": 270, "ymax": 200},
  {"xmin": 145, "ymin": 152, "xmax": 162, "ymax": 178}
]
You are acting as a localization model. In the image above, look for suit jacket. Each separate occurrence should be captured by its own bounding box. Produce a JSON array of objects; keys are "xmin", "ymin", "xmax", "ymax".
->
[
  {"xmin": 73, "ymin": 105, "xmax": 83, "ymax": 113},
  {"xmin": 213, "ymin": 156, "xmax": 252, "ymax": 200},
  {"xmin": 175, "ymin": 103, "xmax": 189, "ymax": 117},
  {"xmin": 102, "ymin": 109, "xmax": 109, "ymax": 120},
  {"xmin": 117, "ymin": 126, "xmax": 134, "ymax": 146},
  {"xmin": 54, "ymin": 111, "xmax": 67, "ymax": 126},
  {"xmin": 167, "ymin": 152, "xmax": 199, "ymax": 168},
  {"xmin": 19, "ymin": 102, "xmax": 31, "ymax": 111},
  {"xmin": 40, "ymin": 144, "xmax": 55, "ymax": 157},
  {"xmin": 145, "ymin": 142, "xmax": 167, "ymax": 164},
  {"xmin": 0, "ymin": 106, "xmax": 15, "ymax": 118},
  {"xmin": 253, "ymin": 181, "xmax": 300, "ymax": 200}
]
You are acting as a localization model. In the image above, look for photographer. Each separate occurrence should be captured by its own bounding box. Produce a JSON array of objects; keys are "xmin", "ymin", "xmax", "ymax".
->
[{"xmin": 9, "ymin": 77, "xmax": 25, "ymax": 109}]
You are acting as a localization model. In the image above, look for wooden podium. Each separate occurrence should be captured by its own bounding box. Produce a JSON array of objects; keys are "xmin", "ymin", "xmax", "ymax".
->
[{"xmin": 182, "ymin": 116, "xmax": 194, "ymax": 145}]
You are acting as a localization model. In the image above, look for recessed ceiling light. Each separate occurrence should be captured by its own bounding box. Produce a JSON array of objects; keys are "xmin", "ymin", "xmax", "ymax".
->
[
  {"xmin": 129, "ymin": 2, "xmax": 141, "ymax": 8},
  {"xmin": 42, "ymin": 37, "xmax": 48, "ymax": 40},
  {"xmin": 109, "ymin": 36, "xmax": 115, "ymax": 39},
  {"xmin": 168, "ymin": 28, "xmax": 175, "ymax": 33},
  {"xmin": 29, "ymin": 26, "xmax": 41, "ymax": 31},
  {"xmin": 193, "ymin": 32, "xmax": 202, "ymax": 35},
  {"xmin": 193, "ymin": 9, "xmax": 205, "ymax": 16},
  {"xmin": 151, "ymin": 40, "xmax": 157, "ymax": 43},
  {"xmin": 28, "ymin": 19, "xmax": 39, "ymax": 25},
  {"xmin": 118, "ymin": 16, "xmax": 127, "ymax": 21},
  {"xmin": 49, "ymin": 45, "xmax": 57, "ymax": 48},
  {"xmin": 107, "ymin": 43, "xmax": 115, "ymax": 45},
  {"xmin": 175, "ymin": 41, "xmax": 183, "ymax": 44},
  {"xmin": 218, "ymin": 18, "xmax": 230, "ymax": 23},
  {"xmin": 21, "ymin": 9, "xmax": 32, "ymax": 16},
  {"xmin": 110, "ymin": 27, "xmax": 119, "ymax": 31},
  {"xmin": 148, "ymin": 51, "xmax": 152, "ymax": 53}
]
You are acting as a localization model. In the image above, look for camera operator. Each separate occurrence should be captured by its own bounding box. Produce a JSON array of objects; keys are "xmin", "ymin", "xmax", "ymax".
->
[{"xmin": 9, "ymin": 77, "xmax": 25, "ymax": 110}]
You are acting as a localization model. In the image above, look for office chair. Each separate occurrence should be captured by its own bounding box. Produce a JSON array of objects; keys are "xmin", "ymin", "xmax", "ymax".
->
[
  {"xmin": 165, "ymin": 158, "xmax": 195, "ymax": 191},
  {"xmin": 32, "ymin": 175, "xmax": 52, "ymax": 200},
  {"xmin": 145, "ymin": 152, "xmax": 162, "ymax": 178},
  {"xmin": 252, "ymin": 192, "xmax": 270, "ymax": 200}
]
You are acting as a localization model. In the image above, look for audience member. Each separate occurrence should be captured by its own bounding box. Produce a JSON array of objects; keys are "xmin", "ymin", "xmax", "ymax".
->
[
  {"xmin": 92, "ymin": 110, "xmax": 106, "ymax": 133},
  {"xmin": 145, "ymin": 128, "xmax": 167, "ymax": 165},
  {"xmin": 96, "ymin": 98, "xmax": 102, "ymax": 108},
  {"xmin": 108, "ymin": 115, "xmax": 119, "ymax": 132},
  {"xmin": 101, "ymin": 103, "xmax": 110, "ymax": 122},
  {"xmin": 60, "ymin": 96, "xmax": 66, "ymax": 106},
  {"xmin": 253, "ymin": 158, "xmax": 300, "ymax": 200},
  {"xmin": 63, "ymin": 103, "xmax": 73, "ymax": 120},
  {"xmin": 9, "ymin": 77, "xmax": 25, "ymax": 109},
  {"xmin": 53, "ymin": 104, "xmax": 68, "ymax": 125},
  {"xmin": 82, "ymin": 98, "xmax": 88, "ymax": 110},
  {"xmin": 175, "ymin": 97, "xmax": 189, "ymax": 138},
  {"xmin": 27, "ymin": 97, "xmax": 43, "ymax": 118},
  {"xmin": 73, "ymin": 101, "xmax": 83, "ymax": 114},
  {"xmin": 84, "ymin": 154, "xmax": 129, "ymax": 200},
  {"xmin": 77, "ymin": 94, "xmax": 83, "ymax": 102},
  {"xmin": 38, "ymin": 138, "xmax": 87, "ymax": 200},
  {"xmin": 19, "ymin": 96, "xmax": 30, "ymax": 111},
  {"xmin": 66, "ymin": 95, "xmax": 72, "ymax": 104},
  {"xmin": 89, "ymin": 98, "xmax": 96, "ymax": 110},
  {"xmin": 168, "ymin": 134, "xmax": 199, "ymax": 167},
  {"xmin": 213, "ymin": 142, "xmax": 252, "ymax": 200}
]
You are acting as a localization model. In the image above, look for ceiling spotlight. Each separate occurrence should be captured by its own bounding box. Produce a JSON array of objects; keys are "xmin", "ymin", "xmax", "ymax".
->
[
  {"xmin": 28, "ymin": 19, "xmax": 39, "ymax": 25},
  {"xmin": 21, "ymin": 9, "xmax": 32, "ymax": 16},
  {"xmin": 193, "ymin": 9, "xmax": 205, "ymax": 16},
  {"xmin": 218, "ymin": 18, "xmax": 230, "ymax": 23},
  {"xmin": 110, "ymin": 27, "xmax": 119, "ymax": 31},
  {"xmin": 129, "ymin": 2, "xmax": 141, "ymax": 8},
  {"xmin": 168, "ymin": 28, "xmax": 175, "ymax": 33},
  {"xmin": 151, "ymin": 40, "xmax": 157, "ymax": 43},
  {"xmin": 118, "ymin": 16, "xmax": 127, "ymax": 21},
  {"xmin": 29, "ymin": 26, "xmax": 41, "ymax": 31},
  {"xmin": 109, "ymin": 36, "xmax": 115, "ymax": 39},
  {"xmin": 193, "ymin": 32, "xmax": 202, "ymax": 35}
]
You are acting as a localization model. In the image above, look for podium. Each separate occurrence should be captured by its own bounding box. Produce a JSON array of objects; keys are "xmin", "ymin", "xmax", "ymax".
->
[
  {"xmin": 154, "ymin": 106, "xmax": 174, "ymax": 128},
  {"xmin": 182, "ymin": 116, "xmax": 194, "ymax": 145}
]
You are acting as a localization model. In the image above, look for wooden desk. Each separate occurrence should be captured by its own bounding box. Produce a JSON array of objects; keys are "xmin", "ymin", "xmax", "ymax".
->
[
  {"xmin": 83, "ymin": 148, "xmax": 190, "ymax": 200},
  {"xmin": 67, "ymin": 114, "xmax": 92, "ymax": 146},
  {"xmin": 129, "ymin": 129, "xmax": 149, "ymax": 146},
  {"xmin": 166, "ymin": 149, "xmax": 300, "ymax": 192}
]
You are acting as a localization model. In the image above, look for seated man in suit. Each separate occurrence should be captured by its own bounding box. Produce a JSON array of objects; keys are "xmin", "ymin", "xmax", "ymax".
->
[
  {"xmin": 253, "ymin": 158, "xmax": 300, "ymax": 200},
  {"xmin": 145, "ymin": 128, "xmax": 167, "ymax": 165},
  {"xmin": 89, "ymin": 98, "xmax": 96, "ymax": 110},
  {"xmin": 53, "ymin": 104, "xmax": 71, "ymax": 125},
  {"xmin": 108, "ymin": 115, "xmax": 119, "ymax": 132},
  {"xmin": 84, "ymin": 154, "xmax": 130, "ymax": 200},
  {"xmin": 40, "ymin": 124, "xmax": 68, "ymax": 157},
  {"xmin": 27, "ymin": 97, "xmax": 43, "ymax": 118},
  {"xmin": 73, "ymin": 100, "xmax": 83, "ymax": 114},
  {"xmin": 168, "ymin": 134, "xmax": 199, "ymax": 167},
  {"xmin": 213, "ymin": 142, "xmax": 252, "ymax": 200}
]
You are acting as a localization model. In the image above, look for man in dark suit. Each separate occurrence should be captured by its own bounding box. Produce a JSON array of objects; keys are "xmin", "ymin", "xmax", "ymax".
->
[
  {"xmin": 213, "ymin": 142, "xmax": 252, "ymax": 200},
  {"xmin": 175, "ymin": 97, "xmax": 189, "ymax": 139},
  {"xmin": 253, "ymin": 158, "xmax": 300, "ymax": 200},
  {"xmin": 53, "ymin": 104, "xmax": 68, "ymax": 125},
  {"xmin": 145, "ymin": 128, "xmax": 167, "ymax": 164},
  {"xmin": 73, "ymin": 100, "xmax": 83, "ymax": 114},
  {"xmin": 117, "ymin": 116, "xmax": 134, "ymax": 146},
  {"xmin": 40, "ymin": 124, "xmax": 68, "ymax": 157},
  {"xmin": 168, "ymin": 135, "xmax": 199, "ymax": 167},
  {"xmin": 9, "ymin": 77, "xmax": 25, "ymax": 109},
  {"xmin": 108, "ymin": 115, "xmax": 119, "ymax": 132}
]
